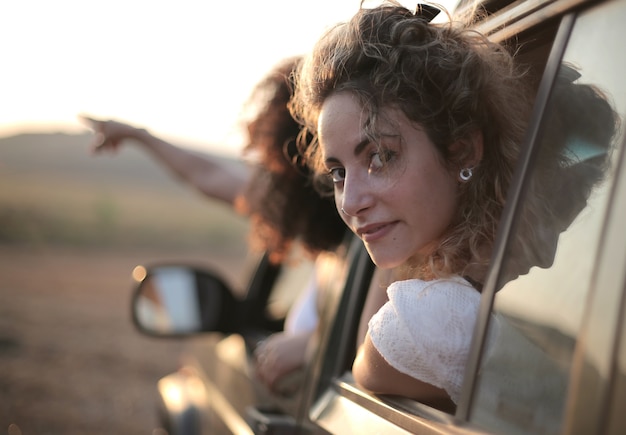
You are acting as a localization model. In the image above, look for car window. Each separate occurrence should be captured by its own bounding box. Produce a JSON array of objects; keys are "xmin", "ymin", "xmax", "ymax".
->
[
  {"xmin": 469, "ymin": 1, "xmax": 626, "ymax": 434},
  {"xmin": 265, "ymin": 246, "xmax": 316, "ymax": 323}
]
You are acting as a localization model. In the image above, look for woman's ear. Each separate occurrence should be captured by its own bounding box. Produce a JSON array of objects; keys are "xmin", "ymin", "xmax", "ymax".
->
[
  {"xmin": 468, "ymin": 130, "xmax": 484, "ymax": 167},
  {"xmin": 450, "ymin": 130, "xmax": 484, "ymax": 169}
]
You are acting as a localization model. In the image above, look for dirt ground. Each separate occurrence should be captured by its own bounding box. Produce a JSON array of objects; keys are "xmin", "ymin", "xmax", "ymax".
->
[{"xmin": 0, "ymin": 245, "xmax": 248, "ymax": 435}]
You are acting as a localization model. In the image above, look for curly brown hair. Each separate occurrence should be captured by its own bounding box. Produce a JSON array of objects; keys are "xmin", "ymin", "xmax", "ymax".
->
[
  {"xmin": 289, "ymin": 2, "xmax": 533, "ymax": 282},
  {"xmin": 235, "ymin": 57, "xmax": 347, "ymax": 264}
]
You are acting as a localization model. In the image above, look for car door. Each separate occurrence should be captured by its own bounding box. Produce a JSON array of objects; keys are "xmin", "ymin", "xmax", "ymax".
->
[
  {"xmin": 136, "ymin": 249, "xmax": 313, "ymax": 435},
  {"xmin": 181, "ymin": 233, "xmax": 364, "ymax": 435},
  {"xmin": 462, "ymin": 0, "xmax": 626, "ymax": 433},
  {"xmin": 300, "ymin": 0, "xmax": 626, "ymax": 433}
]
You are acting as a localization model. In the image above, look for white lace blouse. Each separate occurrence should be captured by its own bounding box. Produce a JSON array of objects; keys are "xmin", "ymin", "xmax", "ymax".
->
[{"xmin": 367, "ymin": 276, "xmax": 481, "ymax": 404}]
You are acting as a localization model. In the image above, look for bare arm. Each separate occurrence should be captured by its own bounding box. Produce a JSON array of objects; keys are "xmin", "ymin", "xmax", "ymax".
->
[
  {"xmin": 80, "ymin": 115, "xmax": 250, "ymax": 205},
  {"xmin": 354, "ymin": 269, "xmax": 455, "ymax": 409},
  {"xmin": 353, "ymin": 334, "xmax": 453, "ymax": 408},
  {"xmin": 254, "ymin": 330, "xmax": 313, "ymax": 390}
]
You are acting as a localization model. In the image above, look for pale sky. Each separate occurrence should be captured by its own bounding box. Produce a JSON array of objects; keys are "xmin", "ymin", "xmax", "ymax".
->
[{"xmin": 1, "ymin": 0, "xmax": 457, "ymax": 156}]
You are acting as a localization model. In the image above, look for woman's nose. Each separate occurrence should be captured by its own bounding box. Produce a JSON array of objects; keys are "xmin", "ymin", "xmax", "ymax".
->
[{"xmin": 340, "ymin": 171, "xmax": 374, "ymax": 217}]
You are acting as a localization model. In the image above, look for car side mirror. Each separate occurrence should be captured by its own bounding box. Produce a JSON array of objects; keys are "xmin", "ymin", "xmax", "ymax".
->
[{"xmin": 131, "ymin": 265, "xmax": 240, "ymax": 337}]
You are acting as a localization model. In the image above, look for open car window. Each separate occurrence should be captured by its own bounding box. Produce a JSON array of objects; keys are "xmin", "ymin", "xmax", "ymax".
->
[{"xmin": 264, "ymin": 246, "xmax": 316, "ymax": 326}]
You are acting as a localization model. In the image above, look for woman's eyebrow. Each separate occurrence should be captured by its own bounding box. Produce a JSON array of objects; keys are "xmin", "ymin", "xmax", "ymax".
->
[
  {"xmin": 323, "ymin": 156, "xmax": 341, "ymax": 167},
  {"xmin": 353, "ymin": 138, "xmax": 371, "ymax": 157},
  {"xmin": 323, "ymin": 138, "xmax": 371, "ymax": 167}
]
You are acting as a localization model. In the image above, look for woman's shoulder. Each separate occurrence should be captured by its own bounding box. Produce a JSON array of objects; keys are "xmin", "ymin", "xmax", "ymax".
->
[
  {"xmin": 384, "ymin": 276, "xmax": 481, "ymax": 318},
  {"xmin": 387, "ymin": 276, "xmax": 478, "ymax": 298}
]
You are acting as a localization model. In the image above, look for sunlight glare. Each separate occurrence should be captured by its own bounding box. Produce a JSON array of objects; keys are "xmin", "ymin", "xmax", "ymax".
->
[
  {"xmin": 1, "ymin": 1, "xmax": 458, "ymax": 155},
  {"xmin": 132, "ymin": 265, "xmax": 147, "ymax": 283}
]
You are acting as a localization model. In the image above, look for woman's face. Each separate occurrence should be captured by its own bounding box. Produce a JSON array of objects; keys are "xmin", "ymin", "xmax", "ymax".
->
[{"xmin": 318, "ymin": 92, "xmax": 460, "ymax": 269}]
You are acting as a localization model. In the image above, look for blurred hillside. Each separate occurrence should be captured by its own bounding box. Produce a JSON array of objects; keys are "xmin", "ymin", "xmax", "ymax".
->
[
  {"xmin": 0, "ymin": 134, "xmax": 253, "ymax": 434},
  {"xmin": 0, "ymin": 132, "xmax": 249, "ymax": 252}
]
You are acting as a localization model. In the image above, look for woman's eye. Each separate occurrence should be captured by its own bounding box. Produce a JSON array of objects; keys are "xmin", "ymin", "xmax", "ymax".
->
[
  {"xmin": 369, "ymin": 152, "xmax": 383, "ymax": 171},
  {"xmin": 328, "ymin": 167, "xmax": 346, "ymax": 183},
  {"xmin": 368, "ymin": 150, "xmax": 394, "ymax": 172}
]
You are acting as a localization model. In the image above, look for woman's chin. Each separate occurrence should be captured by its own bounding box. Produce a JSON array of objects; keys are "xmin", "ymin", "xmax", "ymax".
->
[{"xmin": 367, "ymin": 250, "xmax": 405, "ymax": 271}]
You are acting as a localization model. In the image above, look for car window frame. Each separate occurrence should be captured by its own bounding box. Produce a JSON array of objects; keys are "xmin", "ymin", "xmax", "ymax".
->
[
  {"xmin": 463, "ymin": 1, "xmax": 626, "ymax": 433},
  {"xmin": 456, "ymin": 8, "xmax": 577, "ymax": 419},
  {"xmin": 296, "ymin": 237, "xmax": 375, "ymax": 430}
]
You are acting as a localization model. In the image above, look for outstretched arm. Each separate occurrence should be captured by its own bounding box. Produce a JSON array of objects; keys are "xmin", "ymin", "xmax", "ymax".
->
[{"xmin": 80, "ymin": 115, "xmax": 250, "ymax": 205}]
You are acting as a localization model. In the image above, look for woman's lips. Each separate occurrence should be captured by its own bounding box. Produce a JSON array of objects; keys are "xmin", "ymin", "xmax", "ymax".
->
[{"xmin": 356, "ymin": 221, "xmax": 398, "ymax": 243}]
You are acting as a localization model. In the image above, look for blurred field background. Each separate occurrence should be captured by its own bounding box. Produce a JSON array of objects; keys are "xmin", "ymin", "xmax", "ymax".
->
[{"xmin": 0, "ymin": 133, "xmax": 253, "ymax": 434}]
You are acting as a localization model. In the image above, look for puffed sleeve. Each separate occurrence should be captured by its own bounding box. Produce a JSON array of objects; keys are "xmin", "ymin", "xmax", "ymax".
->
[{"xmin": 367, "ymin": 277, "xmax": 480, "ymax": 404}]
